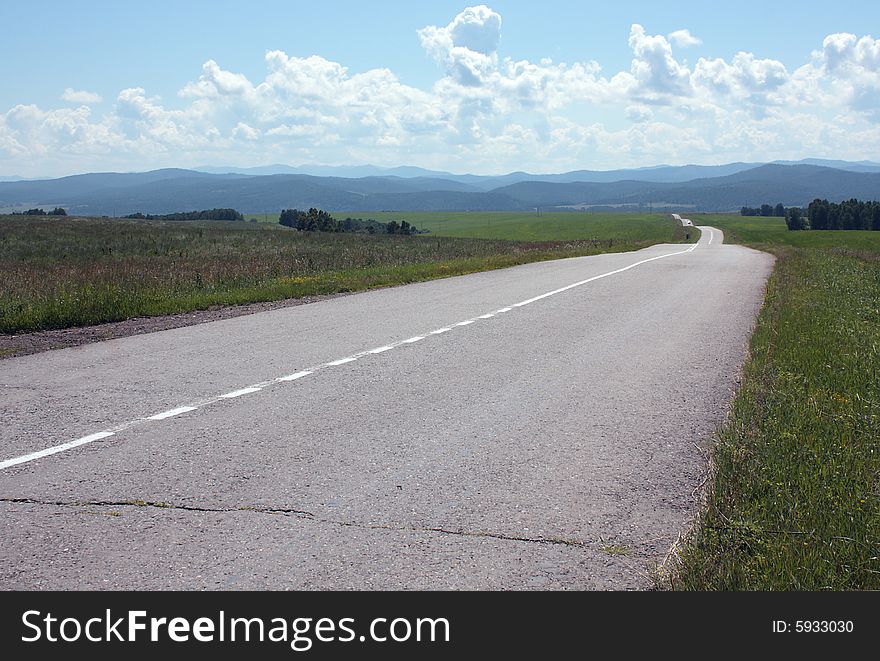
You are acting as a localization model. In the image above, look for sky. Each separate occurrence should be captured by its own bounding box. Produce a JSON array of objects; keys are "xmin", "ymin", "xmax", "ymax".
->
[{"xmin": 1, "ymin": 1, "xmax": 879, "ymax": 177}]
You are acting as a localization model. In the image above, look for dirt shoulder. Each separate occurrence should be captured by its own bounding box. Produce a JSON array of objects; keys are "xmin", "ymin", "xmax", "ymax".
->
[{"xmin": 0, "ymin": 292, "xmax": 351, "ymax": 360}]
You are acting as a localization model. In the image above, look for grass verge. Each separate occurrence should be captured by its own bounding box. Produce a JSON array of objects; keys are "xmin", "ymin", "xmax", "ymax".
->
[
  {"xmin": 674, "ymin": 215, "xmax": 880, "ymax": 590},
  {"xmin": 1, "ymin": 214, "xmax": 687, "ymax": 334}
]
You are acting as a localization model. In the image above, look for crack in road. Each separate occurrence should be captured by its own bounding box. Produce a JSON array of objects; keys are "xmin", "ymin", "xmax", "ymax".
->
[
  {"xmin": 0, "ymin": 497, "xmax": 315, "ymax": 518},
  {"xmin": 1, "ymin": 496, "xmax": 607, "ymax": 551}
]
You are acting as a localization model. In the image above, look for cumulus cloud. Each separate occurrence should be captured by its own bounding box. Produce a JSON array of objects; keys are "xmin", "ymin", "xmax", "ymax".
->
[
  {"xmin": 3, "ymin": 7, "xmax": 880, "ymax": 177},
  {"xmin": 668, "ymin": 29, "xmax": 702, "ymax": 48},
  {"xmin": 693, "ymin": 52, "xmax": 790, "ymax": 112},
  {"xmin": 816, "ymin": 33, "xmax": 880, "ymax": 120},
  {"xmin": 418, "ymin": 5, "xmax": 502, "ymax": 86},
  {"xmin": 61, "ymin": 88, "xmax": 103, "ymax": 104},
  {"xmin": 627, "ymin": 24, "xmax": 693, "ymax": 100}
]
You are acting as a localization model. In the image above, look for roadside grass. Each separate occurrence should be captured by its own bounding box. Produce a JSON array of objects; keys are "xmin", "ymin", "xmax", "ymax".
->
[
  {"xmin": 675, "ymin": 214, "xmax": 880, "ymax": 590},
  {"xmin": 334, "ymin": 211, "xmax": 686, "ymax": 243},
  {"xmin": 0, "ymin": 214, "xmax": 687, "ymax": 334}
]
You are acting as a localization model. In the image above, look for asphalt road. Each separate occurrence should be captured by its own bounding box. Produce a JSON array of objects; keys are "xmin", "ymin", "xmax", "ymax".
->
[{"xmin": 0, "ymin": 227, "xmax": 773, "ymax": 590}]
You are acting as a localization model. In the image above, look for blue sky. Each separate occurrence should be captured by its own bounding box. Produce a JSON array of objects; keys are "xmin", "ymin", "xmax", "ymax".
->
[{"xmin": 1, "ymin": 1, "xmax": 879, "ymax": 176}]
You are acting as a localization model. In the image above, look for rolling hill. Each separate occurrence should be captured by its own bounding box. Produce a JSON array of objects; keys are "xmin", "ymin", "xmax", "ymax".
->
[{"xmin": 1, "ymin": 162, "xmax": 878, "ymax": 215}]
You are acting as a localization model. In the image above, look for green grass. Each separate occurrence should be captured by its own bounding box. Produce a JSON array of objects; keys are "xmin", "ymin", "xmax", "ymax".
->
[
  {"xmin": 1, "ymin": 213, "xmax": 689, "ymax": 334},
  {"xmin": 694, "ymin": 213, "xmax": 880, "ymax": 252},
  {"xmin": 675, "ymin": 214, "xmax": 880, "ymax": 590},
  {"xmin": 343, "ymin": 211, "xmax": 684, "ymax": 242}
]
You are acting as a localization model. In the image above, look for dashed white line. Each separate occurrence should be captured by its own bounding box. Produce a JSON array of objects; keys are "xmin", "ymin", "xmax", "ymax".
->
[
  {"xmin": 1, "ymin": 238, "xmax": 708, "ymax": 471},
  {"xmin": 220, "ymin": 387, "xmax": 263, "ymax": 399},
  {"xmin": 0, "ymin": 431, "xmax": 115, "ymax": 470},
  {"xmin": 325, "ymin": 357, "xmax": 358, "ymax": 367},
  {"xmin": 276, "ymin": 370, "xmax": 313, "ymax": 382},
  {"xmin": 148, "ymin": 406, "xmax": 198, "ymax": 421}
]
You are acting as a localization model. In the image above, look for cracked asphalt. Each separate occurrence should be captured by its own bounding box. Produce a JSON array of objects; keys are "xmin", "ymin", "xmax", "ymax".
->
[{"xmin": 0, "ymin": 228, "xmax": 773, "ymax": 590}]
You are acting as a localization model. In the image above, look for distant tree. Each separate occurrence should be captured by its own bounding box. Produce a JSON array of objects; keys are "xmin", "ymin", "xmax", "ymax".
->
[
  {"xmin": 279, "ymin": 209, "xmax": 422, "ymax": 235},
  {"xmin": 806, "ymin": 198, "xmax": 880, "ymax": 231},
  {"xmin": 279, "ymin": 208, "xmax": 306, "ymax": 228},
  {"xmin": 785, "ymin": 207, "xmax": 807, "ymax": 231},
  {"xmin": 774, "ymin": 203, "xmax": 785, "ymax": 217},
  {"xmin": 760, "ymin": 204, "xmax": 774, "ymax": 217},
  {"xmin": 808, "ymin": 199, "xmax": 830, "ymax": 230},
  {"xmin": 23, "ymin": 208, "xmax": 47, "ymax": 216},
  {"xmin": 51, "ymin": 207, "xmax": 67, "ymax": 216},
  {"xmin": 123, "ymin": 208, "xmax": 244, "ymax": 221}
]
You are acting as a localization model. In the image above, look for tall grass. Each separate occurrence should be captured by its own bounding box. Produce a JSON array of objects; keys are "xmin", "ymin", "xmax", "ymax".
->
[
  {"xmin": 676, "ymin": 216, "xmax": 880, "ymax": 589},
  {"xmin": 1, "ymin": 215, "xmax": 684, "ymax": 334}
]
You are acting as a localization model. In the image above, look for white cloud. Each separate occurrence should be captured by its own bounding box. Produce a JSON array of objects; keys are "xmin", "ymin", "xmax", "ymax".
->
[
  {"xmin": 3, "ymin": 8, "xmax": 880, "ymax": 177},
  {"xmin": 627, "ymin": 24, "xmax": 693, "ymax": 100},
  {"xmin": 61, "ymin": 88, "xmax": 103, "ymax": 104},
  {"xmin": 625, "ymin": 105, "xmax": 653, "ymax": 123},
  {"xmin": 418, "ymin": 5, "xmax": 502, "ymax": 86},
  {"xmin": 815, "ymin": 33, "xmax": 880, "ymax": 120},
  {"xmin": 668, "ymin": 29, "xmax": 702, "ymax": 48}
]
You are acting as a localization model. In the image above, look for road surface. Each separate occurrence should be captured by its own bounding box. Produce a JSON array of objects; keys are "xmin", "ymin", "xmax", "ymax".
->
[{"xmin": 0, "ymin": 227, "xmax": 773, "ymax": 590}]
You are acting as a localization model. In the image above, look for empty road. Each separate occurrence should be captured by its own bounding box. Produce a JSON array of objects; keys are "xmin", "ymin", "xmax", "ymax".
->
[{"xmin": 0, "ymin": 227, "xmax": 773, "ymax": 589}]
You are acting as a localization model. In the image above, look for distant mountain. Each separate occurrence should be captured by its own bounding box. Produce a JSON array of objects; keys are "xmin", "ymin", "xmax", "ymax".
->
[
  {"xmin": 0, "ymin": 169, "xmax": 247, "ymax": 207},
  {"xmin": 2, "ymin": 162, "xmax": 879, "ymax": 215},
  {"xmin": 772, "ymin": 158, "xmax": 880, "ymax": 173},
  {"xmin": 495, "ymin": 165, "xmax": 880, "ymax": 210},
  {"xmin": 0, "ymin": 171, "xmax": 508, "ymax": 216},
  {"xmin": 193, "ymin": 162, "xmax": 765, "ymax": 189},
  {"xmin": 194, "ymin": 163, "xmax": 465, "ymax": 180}
]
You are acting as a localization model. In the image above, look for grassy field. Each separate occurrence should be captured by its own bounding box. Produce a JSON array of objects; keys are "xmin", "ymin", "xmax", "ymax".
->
[
  {"xmin": 0, "ymin": 213, "xmax": 690, "ymax": 334},
  {"xmin": 338, "ymin": 211, "xmax": 684, "ymax": 243},
  {"xmin": 675, "ymin": 214, "xmax": 880, "ymax": 590}
]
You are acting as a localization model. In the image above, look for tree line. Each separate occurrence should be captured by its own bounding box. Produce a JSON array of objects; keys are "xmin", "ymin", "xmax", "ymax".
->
[
  {"xmin": 740, "ymin": 203, "xmax": 787, "ymax": 217},
  {"xmin": 123, "ymin": 208, "xmax": 245, "ymax": 221},
  {"xmin": 279, "ymin": 208, "xmax": 423, "ymax": 235},
  {"xmin": 743, "ymin": 199, "xmax": 880, "ymax": 231},
  {"xmin": 11, "ymin": 207, "xmax": 67, "ymax": 216},
  {"xmin": 806, "ymin": 198, "xmax": 880, "ymax": 231}
]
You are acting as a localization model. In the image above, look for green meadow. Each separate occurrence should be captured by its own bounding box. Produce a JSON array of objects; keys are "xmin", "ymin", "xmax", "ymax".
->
[
  {"xmin": 342, "ymin": 210, "xmax": 686, "ymax": 242},
  {"xmin": 675, "ymin": 214, "xmax": 880, "ymax": 590},
  {"xmin": 1, "ymin": 213, "xmax": 690, "ymax": 335}
]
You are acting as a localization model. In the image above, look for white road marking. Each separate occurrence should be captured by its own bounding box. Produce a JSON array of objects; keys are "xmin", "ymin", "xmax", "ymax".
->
[
  {"xmin": 276, "ymin": 370, "xmax": 313, "ymax": 382},
  {"xmin": 148, "ymin": 406, "xmax": 198, "ymax": 421},
  {"xmin": 325, "ymin": 357, "xmax": 358, "ymax": 367},
  {"xmin": 0, "ymin": 431, "xmax": 114, "ymax": 470},
  {"xmin": 219, "ymin": 387, "xmax": 262, "ymax": 399},
  {"xmin": 1, "ymin": 237, "xmax": 710, "ymax": 471}
]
